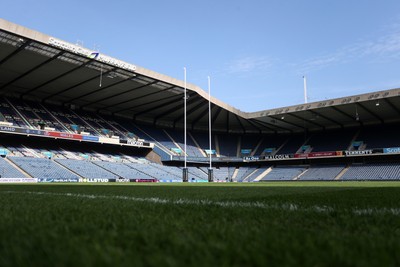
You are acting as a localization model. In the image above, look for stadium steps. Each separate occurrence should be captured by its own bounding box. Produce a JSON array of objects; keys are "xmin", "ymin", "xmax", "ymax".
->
[
  {"xmin": 3, "ymin": 157, "xmax": 31, "ymax": 178},
  {"xmin": 236, "ymin": 137, "xmax": 241, "ymax": 158},
  {"xmin": 53, "ymin": 160, "xmax": 85, "ymax": 179},
  {"xmin": 163, "ymin": 129, "xmax": 184, "ymax": 155},
  {"xmin": 231, "ymin": 168, "xmax": 239, "ymax": 180},
  {"xmin": 251, "ymin": 137, "xmax": 264, "ymax": 156},
  {"xmin": 253, "ymin": 167, "xmax": 273, "ymax": 182},
  {"xmin": 347, "ymin": 129, "xmax": 361, "ymax": 150},
  {"xmin": 242, "ymin": 168, "xmax": 260, "ymax": 182},
  {"xmin": 294, "ymin": 167, "xmax": 309, "ymax": 180},
  {"xmin": 92, "ymin": 161, "xmax": 123, "ymax": 178},
  {"xmin": 335, "ymin": 165, "xmax": 350, "ymax": 180},
  {"xmin": 5, "ymin": 98, "xmax": 33, "ymax": 128},
  {"xmin": 295, "ymin": 136, "xmax": 313, "ymax": 154},
  {"xmin": 188, "ymin": 132, "xmax": 207, "ymax": 157},
  {"xmin": 40, "ymin": 103, "xmax": 72, "ymax": 133},
  {"xmin": 214, "ymin": 135, "xmax": 220, "ymax": 157},
  {"xmin": 273, "ymin": 137, "xmax": 291, "ymax": 155}
]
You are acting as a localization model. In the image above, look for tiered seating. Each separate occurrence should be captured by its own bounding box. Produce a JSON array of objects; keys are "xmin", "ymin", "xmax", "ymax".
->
[
  {"xmin": 9, "ymin": 157, "xmax": 78, "ymax": 179},
  {"xmin": 126, "ymin": 162, "xmax": 180, "ymax": 180},
  {"xmin": 191, "ymin": 133, "xmax": 213, "ymax": 156},
  {"xmin": 341, "ymin": 163, "xmax": 400, "ymax": 180},
  {"xmin": 212, "ymin": 167, "xmax": 232, "ymax": 181},
  {"xmin": 298, "ymin": 165, "xmax": 345, "ymax": 180},
  {"xmin": 0, "ymin": 157, "xmax": 27, "ymax": 178},
  {"xmin": 93, "ymin": 161, "xmax": 149, "ymax": 179},
  {"xmin": 165, "ymin": 129, "xmax": 203, "ymax": 157},
  {"xmin": 234, "ymin": 167, "xmax": 253, "ymax": 182},
  {"xmin": 240, "ymin": 136, "xmax": 261, "ymax": 156},
  {"xmin": 0, "ymin": 99, "xmax": 28, "ymax": 127},
  {"xmin": 262, "ymin": 166, "xmax": 306, "ymax": 181},
  {"xmin": 357, "ymin": 125, "xmax": 400, "ymax": 149},
  {"xmin": 307, "ymin": 130, "xmax": 355, "ymax": 152},
  {"xmin": 185, "ymin": 167, "xmax": 207, "ymax": 180},
  {"xmin": 277, "ymin": 135, "xmax": 306, "ymax": 154},
  {"xmin": 245, "ymin": 167, "xmax": 270, "ymax": 182},
  {"xmin": 217, "ymin": 134, "xmax": 239, "ymax": 157},
  {"xmin": 254, "ymin": 135, "xmax": 288, "ymax": 156},
  {"xmin": 55, "ymin": 159, "xmax": 118, "ymax": 179}
]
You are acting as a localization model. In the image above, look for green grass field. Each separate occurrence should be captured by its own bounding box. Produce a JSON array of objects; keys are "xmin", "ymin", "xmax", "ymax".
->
[{"xmin": 0, "ymin": 182, "xmax": 399, "ymax": 267}]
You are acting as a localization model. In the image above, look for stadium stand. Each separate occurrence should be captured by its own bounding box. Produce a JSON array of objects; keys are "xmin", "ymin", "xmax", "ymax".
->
[
  {"xmin": 55, "ymin": 159, "xmax": 118, "ymax": 179},
  {"xmin": 262, "ymin": 166, "xmax": 307, "ymax": 181},
  {"xmin": 253, "ymin": 135, "xmax": 288, "ymax": 156},
  {"xmin": 298, "ymin": 165, "xmax": 345, "ymax": 180},
  {"xmin": 9, "ymin": 157, "xmax": 79, "ymax": 180},
  {"xmin": 277, "ymin": 135, "xmax": 307, "ymax": 155},
  {"xmin": 0, "ymin": 157, "xmax": 27, "ymax": 178},
  {"xmin": 217, "ymin": 134, "xmax": 239, "ymax": 157},
  {"xmin": 357, "ymin": 125, "xmax": 400, "ymax": 149},
  {"xmin": 306, "ymin": 130, "xmax": 355, "ymax": 152},
  {"xmin": 341, "ymin": 163, "xmax": 400, "ymax": 180}
]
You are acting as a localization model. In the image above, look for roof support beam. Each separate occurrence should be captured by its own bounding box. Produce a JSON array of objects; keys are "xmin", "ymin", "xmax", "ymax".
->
[
  {"xmin": 384, "ymin": 98, "xmax": 400, "ymax": 116},
  {"xmin": 0, "ymin": 40, "xmax": 31, "ymax": 66},
  {"xmin": 357, "ymin": 102, "xmax": 384, "ymax": 123},
  {"xmin": 269, "ymin": 115, "xmax": 306, "ymax": 130},
  {"xmin": 234, "ymin": 114, "xmax": 246, "ymax": 134},
  {"xmin": 63, "ymin": 72, "xmax": 132, "ymax": 105},
  {"xmin": 113, "ymin": 94, "xmax": 180, "ymax": 116},
  {"xmin": 286, "ymin": 113, "xmax": 324, "ymax": 129},
  {"xmin": 244, "ymin": 119, "xmax": 264, "ymax": 134},
  {"xmin": 331, "ymin": 106, "xmax": 356, "ymax": 120},
  {"xmin": 173, "ymin": 98, "xmax": 205, "ymax": 127},
  {"xmin": 23, "ymin": 58, "xmax": 95, "ymax": 98},
  {"xmin": 94, "ymin": 82, "xmax": 167, "ymax": 111},
  {"xmin": 133, "ymin": 95, "xmax": 183, "ymax": 120},
  {"xmin": 0, "ymin": 51, "xmax": 64, "ymax": 93},
  {"xmin": 154, "ymin": 95, "xmax": 201, "ymax": 124},
  {"xmin": 251, "ymin": 118, "xmax": 292, "ymax": 132},
  {"xmin": 191, "ymin": 105, "xmax": 213, "ymax": 130},
  {"xmin": 42, "ymin": 67, "xmax": 118, "ymax": 102},
  {"xmin": 307, "ymin": 109, "xmax": 343, "ymax": 128}
]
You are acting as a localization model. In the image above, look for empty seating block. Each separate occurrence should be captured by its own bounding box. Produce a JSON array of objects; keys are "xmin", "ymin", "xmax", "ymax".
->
[
  {"xmin": 341, "ymin": 163, "xmax": 400, "ymax": 180},
  {"xmin": 0, "ymin": 157, "xmax": 27, "ymax": 178},
  {"xmin": 299, "ymin": 165, "xmax": 345, "ymax": 180},
  {"xmin": 262, "ymin": 166, "xmax": 306, "ymax": 181},
  {"xmin": 56, "ymin": 159, "xmax": 118, "ymax": 179},
  {"xmin": 9, "ymin": 157, "xmax": 78, "ymax": 179}
]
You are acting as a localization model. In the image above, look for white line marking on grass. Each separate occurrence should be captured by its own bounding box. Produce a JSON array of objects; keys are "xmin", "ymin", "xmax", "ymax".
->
[{"xmin": 2, "ymin": 191, "xmax": 400, "ymax": 216}]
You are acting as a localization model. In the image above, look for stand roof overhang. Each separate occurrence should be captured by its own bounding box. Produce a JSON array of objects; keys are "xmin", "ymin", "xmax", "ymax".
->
[{"xmin": 1, "ymin": 18, "xmax": 400, "ymax": 134}]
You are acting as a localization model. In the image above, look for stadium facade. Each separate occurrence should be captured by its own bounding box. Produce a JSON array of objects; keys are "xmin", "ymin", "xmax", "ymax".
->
[{"xmin": 1, "ymin": 18, "xmax": 400, "ymax": 182}]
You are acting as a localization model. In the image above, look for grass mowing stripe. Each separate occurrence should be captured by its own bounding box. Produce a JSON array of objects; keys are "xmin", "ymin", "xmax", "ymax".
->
[{"xmin": 3, "ymin": 190, "xmax": 400, "ymax": 216}]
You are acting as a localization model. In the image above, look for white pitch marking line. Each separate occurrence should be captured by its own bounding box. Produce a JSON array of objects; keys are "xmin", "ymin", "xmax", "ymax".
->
[{"xmin": 2, "ymin": 191, "xmax": 400, "ymax": 216}]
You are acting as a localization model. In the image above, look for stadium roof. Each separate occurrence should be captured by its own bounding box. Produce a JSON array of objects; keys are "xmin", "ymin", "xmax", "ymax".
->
[{"xmin": 1, "ymin": 18, "xmax": 400, "ymax": 134}]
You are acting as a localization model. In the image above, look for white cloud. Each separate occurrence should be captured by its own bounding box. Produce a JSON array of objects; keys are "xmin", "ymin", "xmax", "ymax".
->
[
  {"xmin": 226, "ymin": 56, "xmax": 273, "ymax": 74},
  {"xmin": 296, "ymin": 23, "xmax": 400, "ymax": 73}
]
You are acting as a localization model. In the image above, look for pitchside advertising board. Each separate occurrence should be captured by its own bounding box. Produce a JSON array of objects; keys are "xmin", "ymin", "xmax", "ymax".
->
[
  {"xmin": 0, "ymin": 126, "xmax": 152, "ymax": 148},
  {"xmin": 244, "ymin": 148, "xmax": 397, "ymax": 162}
]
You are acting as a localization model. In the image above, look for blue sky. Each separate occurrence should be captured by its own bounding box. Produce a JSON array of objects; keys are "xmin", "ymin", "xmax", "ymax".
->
[{"xmin": 3, "ymin": 0, "xmax": 400, "ymax": 112}]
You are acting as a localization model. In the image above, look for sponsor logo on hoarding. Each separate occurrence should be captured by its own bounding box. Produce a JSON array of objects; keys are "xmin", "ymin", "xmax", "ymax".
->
[
  {"xmin": 83, "ymin": 178, "xmax": 110, "ymax": 183},
  {"xmin": 49, "ymin": 37, "xmax": 136, "ymax": 72},
  {"xmin": 265, "ymin": 154, "xmax": 292, "ymax": 160},
  {"xmin": 38, "ymin": 178, "xmax": 79, "ymax": 183},
  {"xmin": 344, "ymin": 150, "xmax": 373, "ymax": 156},
  {"xmin": 0, "ymin": 178, "xmax": 37, "ymax": 183},
  {"xmin": 383, "ymin": 147, "xmax": 400, "ymax": 154},
  {"xmin": 0, "ymin": 126, "xmax": 16, "ymax": 132},
  {"xmin": 243, "ymin": 156, "xmax": 259, "ymax": 161}
]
